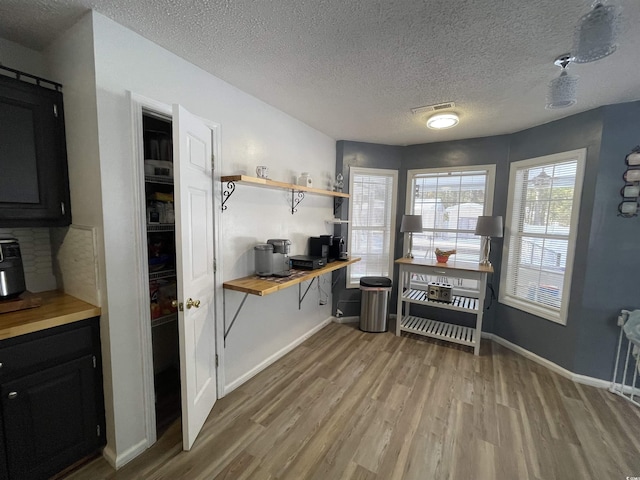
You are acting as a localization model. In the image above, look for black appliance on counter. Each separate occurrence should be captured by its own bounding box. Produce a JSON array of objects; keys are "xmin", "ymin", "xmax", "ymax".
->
[
  {"xmin": 309, "ymin": 235, "xmax": 347, "ymax": 262},
  {"xmin": 290, "ymin": 255, "xmax": 326, "ymax": 270},
  {"xmin": 0, "ymin": 236, "xmax": 26, "ymax": 299}
]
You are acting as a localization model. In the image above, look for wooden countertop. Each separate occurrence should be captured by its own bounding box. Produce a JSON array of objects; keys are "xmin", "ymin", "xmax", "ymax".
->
[
  {"xmin": 395, "ymin": 257, "xmax": 494, "ymax": 274},
  {"xmin": 224, "ymin": 257, "xmax": 361, "ymax": 296},
  {"xmin": 0, "ymin": 291, "xmax": 101, "ymax": 340}
]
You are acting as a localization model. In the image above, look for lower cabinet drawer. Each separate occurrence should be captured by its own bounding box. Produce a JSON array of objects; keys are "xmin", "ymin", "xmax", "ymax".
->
[{"xmin": 0, "ymin": 321, "xmax": 96, "ymax": 380}]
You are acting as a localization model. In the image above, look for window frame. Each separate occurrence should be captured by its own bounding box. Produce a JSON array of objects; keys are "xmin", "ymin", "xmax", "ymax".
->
[
  {"xmin": 405, "ymin": 164, "xmax": 496, "ymax": 295},
  {"xmin": 406, "ymin": 165, "xmax": 496, "ymax": 253},
  {"xmin": 498, "ymin": 148, "xmax": 586, "ymax": 325},
  {"xmin": 346, "ymin": 166, "xmax": 398, "ymax": 288}
]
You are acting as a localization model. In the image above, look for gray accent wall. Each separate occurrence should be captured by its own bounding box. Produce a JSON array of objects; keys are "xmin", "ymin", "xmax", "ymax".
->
[
  {"xmin": 336, "ymin": 100, "xmax": 640, "ymax": 380},
  {"xmin": 332, "ymin": 141, "xmax": 403, "ymax": 317}
]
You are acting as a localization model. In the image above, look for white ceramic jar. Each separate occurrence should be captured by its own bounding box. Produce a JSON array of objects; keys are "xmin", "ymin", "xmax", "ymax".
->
[{"xmin": 298, "ymin": 172, "xmax": 312, "ymax": 188}]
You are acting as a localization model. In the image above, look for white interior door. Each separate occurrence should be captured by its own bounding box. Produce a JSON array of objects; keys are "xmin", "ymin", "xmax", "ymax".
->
[{"xmin": 173, "ymin": 104, "xmax": 217, "ymax": 450}]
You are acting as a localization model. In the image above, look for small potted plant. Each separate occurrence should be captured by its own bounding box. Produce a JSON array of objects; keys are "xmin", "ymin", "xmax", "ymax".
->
[{"xmin": 435, "ymin": 248, "xmax": 456, "ymax": 263}]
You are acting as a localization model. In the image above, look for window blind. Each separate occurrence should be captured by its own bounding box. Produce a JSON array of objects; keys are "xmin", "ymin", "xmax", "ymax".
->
[
  {"xmin": 409, "ymin": 167, "xmax": 494, "ymax": 263},
  {"xmin": 500, "ymin": 150, "xmax": 585, "ymax": 324},
  {"xmin": 347, "ymin": 168, "xmax": 398, "ymax": 286}
]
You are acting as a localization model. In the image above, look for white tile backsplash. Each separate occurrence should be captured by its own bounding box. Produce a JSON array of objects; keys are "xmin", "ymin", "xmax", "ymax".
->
[
  {"xmin": 0, "ymin": 227, "xmax": 58, "ymax": 292},
  {"xmin": 51, "ymin": 225, "xmax": 100, "ymax": 306}
]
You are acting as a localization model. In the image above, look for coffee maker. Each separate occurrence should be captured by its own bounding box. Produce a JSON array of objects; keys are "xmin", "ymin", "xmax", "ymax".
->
[
  {"xmin": 267, "ymin": 239, "xmax": 292, "ymax": 277},
  {"xmin": 309, "ymin": 235, "xmax": 347, "ymax": 262}
]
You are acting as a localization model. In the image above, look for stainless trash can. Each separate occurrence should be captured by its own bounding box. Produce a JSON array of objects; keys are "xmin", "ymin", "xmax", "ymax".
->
[{"xmin": 359, "ymin": 276, "xmax": 392, "ymax": 332}]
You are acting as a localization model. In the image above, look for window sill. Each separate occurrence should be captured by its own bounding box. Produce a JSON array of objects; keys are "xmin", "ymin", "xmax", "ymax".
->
[{"xmin": 498, "ymin": 295, "xmax": 566, "ymax": 326}]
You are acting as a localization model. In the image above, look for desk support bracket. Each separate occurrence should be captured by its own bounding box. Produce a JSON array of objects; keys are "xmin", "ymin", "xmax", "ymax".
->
[
  {"xmin": 298, "ymin": 278, "xmax": 317, "ymax": 309},
  {"xmin": 224, "ymin": 292, "xmax": 248, "ymax": 346}
]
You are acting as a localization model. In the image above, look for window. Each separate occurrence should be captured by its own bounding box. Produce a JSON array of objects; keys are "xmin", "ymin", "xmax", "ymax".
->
[
  {"xmin": 499, "ymin": 149, "xmax": 586, "ymax": 325},
  {"xmin": 406, "ymin": 165, "xmax": 495, "ymax": 293},
  {"xmin": 407, "ymin": 165, "xmax": 496, "ymax": 262},
  {"xmin": 347, "ymin": 167, "xmax": 398, "ymax": 287}
]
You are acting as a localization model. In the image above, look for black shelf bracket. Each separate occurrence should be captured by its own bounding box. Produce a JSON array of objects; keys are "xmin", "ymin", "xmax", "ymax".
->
[
  {"xmin": 298, "ymin": 278, "xmax": 318, "ymax": 309},
  {"xmin": 334, "ymin": 197, "xmax": 344, "ymax": 214},
  {"xmin": 291, "ymin": 190, "xmax": 305, "ymax": 214},
  {"xmin": 223, "ymin": 292, "xmax": 248, "ymax": 346},
  {"xmin": 221, "ymin": 180, "xmax": 236, "ymax": 211}
]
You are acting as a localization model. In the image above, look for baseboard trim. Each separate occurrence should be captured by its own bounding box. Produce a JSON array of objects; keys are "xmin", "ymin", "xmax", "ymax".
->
[
  {"xmin": 102, "ymin": 438, "xmax": 148, "ymax": 469},
  {"xmin": 224, "ymin": 317, "xmax": 333, "ymax": 394},
  {"xmin": 332, "ymin": 315, "xmax": 359, "ymax": 324},
  {"xmin": 482, "ymin": 332, "xmax": 610, "ymax": 389}
]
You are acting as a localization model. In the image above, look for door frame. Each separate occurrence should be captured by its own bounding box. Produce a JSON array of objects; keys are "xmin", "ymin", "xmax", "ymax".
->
[{"xmin": 128, "ymin": 92, "xmax": 225, "ymax": 447}]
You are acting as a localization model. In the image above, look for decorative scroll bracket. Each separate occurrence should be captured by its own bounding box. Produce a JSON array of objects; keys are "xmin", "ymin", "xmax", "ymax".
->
[
  {"xmin": 334, "ymin": 197, "xmax": 344, "ymax": 214},
  {"xmin": 291, "ymin": 190, "xmax": 305, "ymax": 214},
  {"xmin": 221, "ymin": 180, "xmax": 236, "ymax": 211}
]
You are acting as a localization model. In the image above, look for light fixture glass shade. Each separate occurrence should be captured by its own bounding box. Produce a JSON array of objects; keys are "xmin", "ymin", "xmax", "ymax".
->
[
  {"xmin": 546, "ymin": 70, "xmax": 579, "ymax": 109},
  {"xmin": 426, "ymin": 113, "xmax": 459, "ymax": 130},
  {"xmin": 400, "ymin": 214, "xmax": 423, "ymax": 232},
  {"xmin": 572, "ymin": 3, "xmax": 621, "ymax": 64},
  {"xmin": 474, "ymin": 216, "xmax": 503, "ymax": 238}
]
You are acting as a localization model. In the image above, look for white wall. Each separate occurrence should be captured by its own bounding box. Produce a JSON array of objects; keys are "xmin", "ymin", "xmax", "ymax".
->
[
  {"xmin": 47, "ymin": 11, "xmax": 337, "ymax": 466},
  {"xmin": 0, "ymin": 37, "xmax": 48, "ymax": 77}
]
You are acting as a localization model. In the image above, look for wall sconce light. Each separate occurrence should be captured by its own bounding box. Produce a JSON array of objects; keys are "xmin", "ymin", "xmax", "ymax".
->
[
  {"xmin": 619, "ymin": 146, "xmax": 640, "ymax": 217},
  {"xmin": 474, "ymin": 216, "xmax": 503, "ymax": 267},
  {"xmin": 400, "ymin": 214, "xmax": 423, "ymax": 258}
]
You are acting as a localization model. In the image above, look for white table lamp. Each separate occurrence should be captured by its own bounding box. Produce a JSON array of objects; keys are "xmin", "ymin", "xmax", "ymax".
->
[
  {"xmin": 401, "ymin": 215, "xmax": 423, "ymax": 259},
  {"xmin": 474, "ymin": 216, "xmax": 503, "ymax": 267}
]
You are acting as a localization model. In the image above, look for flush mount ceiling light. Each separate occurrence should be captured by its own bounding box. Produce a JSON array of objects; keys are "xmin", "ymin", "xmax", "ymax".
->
[
  {"xmin": 572, "ymin": 2, "xmax": 621, "ymax": 63},
  {"xmin": 426, "ymin": 113, "xmax": 459, "ymax": 129},
  {"xmin": 546, "ymin": 54, "xmax": 579, "ymax": 109}
]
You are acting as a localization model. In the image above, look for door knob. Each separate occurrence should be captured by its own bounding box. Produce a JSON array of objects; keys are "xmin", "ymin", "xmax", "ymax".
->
[
  {"xmin": 186, "ymin": 298, "xmax": 201, "ymax": 309},
  {"xmin": 7, "ymin": 392, "xmax": 17, "ymax": 399},
  {"xmin": 171, "ymin": 300, "xmax": 184, "ymax": 311}
]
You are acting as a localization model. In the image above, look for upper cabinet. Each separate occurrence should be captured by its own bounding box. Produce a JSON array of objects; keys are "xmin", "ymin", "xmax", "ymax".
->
[{"xmin": 0, "ymin": 69, "xmax": 71, "ymax": 227}]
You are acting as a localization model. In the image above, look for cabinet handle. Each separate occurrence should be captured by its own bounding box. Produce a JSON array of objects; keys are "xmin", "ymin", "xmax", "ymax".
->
[
  {"xmin": 434, "ymin": 270, "xmax": 447, "ymax": 274},
  {"xmin": 7, "ymin": 392, "xmax": 17, "ymax": 399},
  {"xmin": 0, "ymin": 362, "xmax": 3, "ymax": 369}
]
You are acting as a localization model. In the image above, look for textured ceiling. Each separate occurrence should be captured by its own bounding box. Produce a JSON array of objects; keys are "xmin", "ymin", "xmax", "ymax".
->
[{"xmin": 1, "ymin": 0, "xmax": 639, "ymax": 145}]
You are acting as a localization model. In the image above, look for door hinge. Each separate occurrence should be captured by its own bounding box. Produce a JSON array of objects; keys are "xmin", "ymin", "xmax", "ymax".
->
[
  {"xmin": 97, "ymin": 425, "xmax": 101, "ymax": 437},
  {"xmin": 211, "ymin": 154, "xmax": 215, "ymax": 170},
  {"xmin": 92, "ymin": 355, "xmax": 96, "ymax": 368},
  {"xmin": 215, "ymin": 354, "xmax": 219, "ymax": 368},
  {"xmin": 214, "ymin": 258, "xmax": 217, "ymax": 274},
  {"xmin": 53, "ymin": 104, "xmax": 58, "ymax": 117}
]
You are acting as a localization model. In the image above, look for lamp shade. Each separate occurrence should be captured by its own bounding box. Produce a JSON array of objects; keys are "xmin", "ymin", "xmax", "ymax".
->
[
  {"xmin": 572, "ymin": 3, "xmax": 620, "ymax": 64},
  {"xmin": 400, "ymin": 214, "xmax": 423, "ymax": 233},
  {"xmin": 474, "ymin": 216, "xmax": 503, "ymax": 238}
]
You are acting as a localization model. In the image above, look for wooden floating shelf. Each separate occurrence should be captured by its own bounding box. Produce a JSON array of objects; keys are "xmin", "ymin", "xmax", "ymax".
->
[
  {"xmin": 221, "ymin": 175, "xmax": 350, "ymax": 198},
  {"xmin": 223, "ymin": 257, "xmax": 360, "ymax": 296}
]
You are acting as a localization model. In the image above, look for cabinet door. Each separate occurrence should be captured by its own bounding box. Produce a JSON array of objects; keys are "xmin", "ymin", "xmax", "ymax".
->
[
  {"xmin": 1, "ymin": 354, "xmax": 100, "ymax": 480},
  {"xmin": 0, "ymin": 76, "xmax": 71, "ymax": 226}
]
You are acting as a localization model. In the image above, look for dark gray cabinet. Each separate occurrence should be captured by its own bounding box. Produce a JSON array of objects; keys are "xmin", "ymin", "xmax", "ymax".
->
[
  {"xmin": 0, "ymin": 317, "xmax": 104, "ymax": 480},
  {"xmin": 0, "ymin": 71, "xmax": 71, "ymax": 227}
]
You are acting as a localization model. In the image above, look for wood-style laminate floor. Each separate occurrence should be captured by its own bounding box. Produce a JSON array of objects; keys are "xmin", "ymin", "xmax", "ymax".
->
[{"xmin": 68, "ymin": 323, "xmax": 640, "ymax": 480}]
